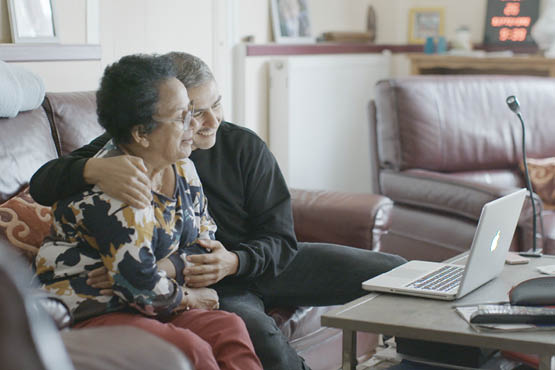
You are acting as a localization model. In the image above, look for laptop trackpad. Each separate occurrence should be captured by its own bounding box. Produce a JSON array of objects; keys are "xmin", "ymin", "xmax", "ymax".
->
[
  {"xmin": 389, "ymin": 267, "xmax": 428, "ymax": 279},
  {"xmin": 388, "ymin": 260, "xmax": 442, "ymax": 279}
]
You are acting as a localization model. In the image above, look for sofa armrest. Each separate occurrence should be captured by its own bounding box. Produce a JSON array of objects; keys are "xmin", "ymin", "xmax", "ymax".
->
[
  {"xmin": 380, "ymin": 169, "xmax": 543, "ymax": 252},
  {"xmin": 381, "ymin": 169, "xmax": 528, "ymax": 220},
  {"xmin": 290, "ymin": 188, "xmax": 393, "ymax": 251}
]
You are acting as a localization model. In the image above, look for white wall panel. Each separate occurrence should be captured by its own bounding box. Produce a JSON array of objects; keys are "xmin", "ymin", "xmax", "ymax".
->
[
  {"xmin": 269, "ymin": 54, "xmax": 391, "ymax": 193},
  {"xmin": 13, "ymin": 61, "xmax": 102, "ymax": 92},
  {"xmin": 99, "ymin": 0, "xmax": 214, "ymax": 70}
]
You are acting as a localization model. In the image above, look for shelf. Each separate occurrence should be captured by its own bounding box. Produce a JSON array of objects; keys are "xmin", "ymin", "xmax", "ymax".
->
[
  {"xmin": 246, "ymin": 43, "xmax": 423, "ymax": 56},
  {"xmin": 245, "ymin": 42, "xmax": 539, "ymax": 57},
  {"xmin": 0, "ymin": 44, "xmax": 101, "ymax": 62}
]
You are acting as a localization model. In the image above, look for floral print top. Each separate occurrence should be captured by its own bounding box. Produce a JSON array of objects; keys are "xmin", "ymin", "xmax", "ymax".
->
[{"xmin": 35, "ymin": 140, "xmax": 216, "ymax": 322}]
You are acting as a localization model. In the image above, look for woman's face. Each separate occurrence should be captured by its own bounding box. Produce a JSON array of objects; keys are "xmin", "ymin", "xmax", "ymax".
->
[{"xmin": 148, "ymin": 77, "xmax": 196, "ymax": 164}]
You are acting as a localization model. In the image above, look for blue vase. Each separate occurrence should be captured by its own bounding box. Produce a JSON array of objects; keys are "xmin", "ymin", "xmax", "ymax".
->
[
  {"xmin": 424, "ymin": 36, "xmax": 436, "ymax": 54},
  {"xmin": 437, "ymin": 36, "xmax": 447, "ymax": 54}
]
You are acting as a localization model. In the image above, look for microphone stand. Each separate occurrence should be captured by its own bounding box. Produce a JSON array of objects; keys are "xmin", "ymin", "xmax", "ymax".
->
[{"xmin": 507, "ymin": 96, "xmax": 542, "ymax": 257}]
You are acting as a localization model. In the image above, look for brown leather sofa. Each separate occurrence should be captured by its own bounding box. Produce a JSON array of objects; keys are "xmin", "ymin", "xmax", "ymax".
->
[
  {"xmin": 0, "ymin": 91, "xmax": 394, "ymax": 369},
  {"xmin": 368, "ymin": 75, "xmax": 555, "ymax": 261}
]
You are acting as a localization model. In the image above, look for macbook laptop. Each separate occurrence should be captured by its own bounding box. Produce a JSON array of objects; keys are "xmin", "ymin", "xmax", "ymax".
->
[{"xmin": 362, "ymin": 188, "xmax": 527, "ymax": 300}]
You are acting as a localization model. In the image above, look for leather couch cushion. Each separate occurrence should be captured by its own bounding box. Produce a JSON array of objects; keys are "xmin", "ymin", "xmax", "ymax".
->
[
  {"xmin": 0, "ymin": 108, "xmax": 58, "ymax": 202},
  {"xmin": 0, "ymin": 187, "xmax": 52, "ymax": 261},
  {"xmin": 523, "ymin": 157, "xmax": 555, "ymax": 210},
  {"xmin": 270, "ymin": 306, "xmax": 336, "ymax": 341},
  {"xmin": 62, "ymin": 326, "xmax": 193, "ymax": 370},
  {"xmin": 375, "ymin": 76, "xmax": 555, "ymax": 172},
  {"xmin": 380, "ymin": 169, "xmax": 537, "ymax": 255},
  {"xmin": 43, "ymin": 92, "xmax": 104, "ymax": 155},
  {"xmin": 291, "ymin": 189, "xmax": 393, "ymax": 251},
  {"xmin": 541, "ymin": 210, "xmax": 555, "ymax": 255},
  {"xmin": 380, "ymin": 169, "xmax": 531, "ymax": 220}
]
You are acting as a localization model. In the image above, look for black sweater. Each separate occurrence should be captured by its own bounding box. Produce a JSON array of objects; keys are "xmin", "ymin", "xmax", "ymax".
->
[{"xmin": 30, "ymin": 121, "xmax": 298, "ymax": 282}]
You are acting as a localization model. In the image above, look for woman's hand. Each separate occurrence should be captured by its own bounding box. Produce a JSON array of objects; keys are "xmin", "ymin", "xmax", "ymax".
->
[
  {"xmin": 184, "ymin": 239, "xmax": 239, "ymax": 288},
  {"xmin": 87, "ymin": 267, "xmax": 113, "ymax": 295},
  {"xmin": 83, "ymin": 155, "xmax": 152, "ymax": 208},
  {"xmin": 183, "ymin": 287, "xmax": 219, "ymax": 310}
]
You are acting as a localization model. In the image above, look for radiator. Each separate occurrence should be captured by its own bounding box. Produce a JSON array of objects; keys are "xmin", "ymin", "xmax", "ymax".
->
[{"xmin": 269, "ymin": 53, "xmax": 391, "ymax": 193}]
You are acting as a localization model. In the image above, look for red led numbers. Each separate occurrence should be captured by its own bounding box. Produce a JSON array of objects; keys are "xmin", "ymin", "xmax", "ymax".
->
[
  {"xmin": 485, "ymin": 0, "xmax": 538, "ymax": 44},
  {"xmin": 503, "ymin": 2, "xmax": 520, "ymax": 16},
  {"xmin": 499, "ymin": 27, "xmax": 527, "ymax": 42}
]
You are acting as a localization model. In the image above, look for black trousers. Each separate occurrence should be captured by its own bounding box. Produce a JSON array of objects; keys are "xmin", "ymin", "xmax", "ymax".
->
[{"xmin": 215, "ymin": 242, "xmax": 407, "ymax": 370}]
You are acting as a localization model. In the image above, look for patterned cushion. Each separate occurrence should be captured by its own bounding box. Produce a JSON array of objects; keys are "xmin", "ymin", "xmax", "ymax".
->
[
  {"xmin": 521, "ymin": 158, "xmax": 555, "ymax": 210},
  {"xmin": 0, "ymin": 187, "xmax": 52, "ymax": 261}
]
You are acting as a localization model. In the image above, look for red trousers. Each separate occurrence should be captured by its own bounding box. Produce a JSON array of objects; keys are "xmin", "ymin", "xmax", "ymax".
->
[{"xmin": 74, "ymin": 309, "xmax": 262, "ymax": 370}]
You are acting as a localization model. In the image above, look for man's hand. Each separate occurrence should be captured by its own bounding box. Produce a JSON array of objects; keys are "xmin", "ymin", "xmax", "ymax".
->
[
  {"xmin": 83, "ymin": 156, "xmax": 152, "ymax": 209},
  {"xmin": 184, "ymin": 239, "xmax": 239, "ymax": 288}
]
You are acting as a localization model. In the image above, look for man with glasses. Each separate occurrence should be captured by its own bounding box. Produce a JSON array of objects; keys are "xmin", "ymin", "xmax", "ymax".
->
[{"xmin": 30, "ymin": 52, "xmax": 406, "ymax": 370}]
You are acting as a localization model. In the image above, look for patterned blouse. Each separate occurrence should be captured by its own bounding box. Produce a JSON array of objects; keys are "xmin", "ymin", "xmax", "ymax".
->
[{"xmin": 35, "ymin": 141, "xmax": 217, "ymax": 322}]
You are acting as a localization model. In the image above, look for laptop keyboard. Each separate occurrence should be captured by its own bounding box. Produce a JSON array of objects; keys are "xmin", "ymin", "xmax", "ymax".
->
[{"xmin": 405, "ymin": 265, "xmax": 464, "ymax": 292}]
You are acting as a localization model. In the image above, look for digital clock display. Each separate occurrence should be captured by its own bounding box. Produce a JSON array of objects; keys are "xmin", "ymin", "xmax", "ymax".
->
[{"xmin": 484, "ymin": 0, "xmax": 539, "ymax": 44}]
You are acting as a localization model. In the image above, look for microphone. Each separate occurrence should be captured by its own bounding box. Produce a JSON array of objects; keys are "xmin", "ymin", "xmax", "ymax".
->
[
  {"xmin": 506, "ymin": 96, "xmax": 520, "ymax": 114},
  {"xmin": 506, "ymin": 96, "xmax": 542, "ymax": 257}
]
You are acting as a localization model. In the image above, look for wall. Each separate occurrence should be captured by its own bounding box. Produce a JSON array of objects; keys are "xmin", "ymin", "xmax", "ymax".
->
[
  {"xmin": 233, "ymin": 0, "xmax": 492, "ymax": 45},
  {"xmin": 0, "ymin": 0, "xmax": 101, "ymax": 91},
  {"xmin": 364, "ymin": 0, "xmax": 488, "ymax": 44},
  {"xmin": 0, "ymin": 0, "xmax": 497, "ymax": 91},
  {"xmin": 234, "ymin": 0, "xmax": 497, "ymax": 140},
  {"xmin": 0, "ymin": 0, "xmax": 532, "ymax": 126},
  {"xmin": 267, "ymin": 54, "xmax": 391, "ymax": 193},
  {"xmin": 99, "ymin": 0, "xmax": 214, "ymax": 68},
  {"xmin": 0, "ymin": 0, "xmax": 217, "ymax": 92}
]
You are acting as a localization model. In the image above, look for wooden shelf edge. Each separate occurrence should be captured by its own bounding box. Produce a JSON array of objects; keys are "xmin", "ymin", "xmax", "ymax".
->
[
  {"xmin": 0, "ymin": 44, "xmax": 101, "ymax": 62},
  {"xmin": 246, "ymin": 43, "xmax": 423, "ymax": 56},
  {"xmin": 245, "ymin": 42, "xmax": 539, "ymax": 57}
]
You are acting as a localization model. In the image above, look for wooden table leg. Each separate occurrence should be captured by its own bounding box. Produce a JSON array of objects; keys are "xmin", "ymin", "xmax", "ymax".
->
[
  {"xmin": 342, "ymin": 329, "xmax": 357, "ymax": 370},
  {"xmin": 539, "ymin": 354, "xmax": 554, "ymax": 370}
]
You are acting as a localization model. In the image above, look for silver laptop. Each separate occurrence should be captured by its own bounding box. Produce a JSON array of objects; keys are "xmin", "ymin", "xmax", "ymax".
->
[{"xmin": 362, "ymin": 189, "xmax": 527, "ymax": 300}]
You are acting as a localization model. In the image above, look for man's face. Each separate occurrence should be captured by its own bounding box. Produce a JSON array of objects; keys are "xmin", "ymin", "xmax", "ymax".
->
[{"xmin": 187, "ymin": 79, "xmax": 223, "ymax": 150}]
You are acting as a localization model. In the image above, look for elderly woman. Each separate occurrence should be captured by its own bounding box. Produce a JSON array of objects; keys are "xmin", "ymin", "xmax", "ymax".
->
[{"xmin": 35, "ymin": 54, "xmax": 262, "ymax": 370}]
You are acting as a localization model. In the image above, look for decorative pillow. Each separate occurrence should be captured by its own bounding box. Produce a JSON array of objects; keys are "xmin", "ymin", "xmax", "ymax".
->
[
  {"xmin": 520, "ymin": 157, "xmax": 555, "ymax": 210},
  {"xmin": 0, "ymin": 187, "xmax": 52, "ymax": 261}
]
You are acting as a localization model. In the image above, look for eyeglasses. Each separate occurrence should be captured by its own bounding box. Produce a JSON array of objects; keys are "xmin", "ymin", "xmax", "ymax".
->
[{"xmin": 153, "ymin": 101, "xmax": 195, "ymax": 130}]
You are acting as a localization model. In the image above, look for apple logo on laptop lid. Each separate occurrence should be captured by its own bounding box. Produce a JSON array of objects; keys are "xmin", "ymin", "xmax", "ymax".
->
[{"xmin": 490, "ymin": 230, "xmax": 501, "ymax": 252}]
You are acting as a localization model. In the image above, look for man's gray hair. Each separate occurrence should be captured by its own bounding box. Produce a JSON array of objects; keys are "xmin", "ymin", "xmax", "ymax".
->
[{"xmin": 164, "ymin": 51, "xmax": 214, "ymax": 88}]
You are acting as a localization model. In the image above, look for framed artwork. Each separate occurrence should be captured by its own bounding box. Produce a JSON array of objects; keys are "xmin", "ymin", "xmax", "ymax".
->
[
  {"xmin": 7, "ymin": 0, "xmax": 60, "ymax": 43},
  {"xmin": 271, "ymin": 0, "xmax": 314, "ymax": 43},
  {"xmin": 408, "ymin": 8, "xmax": 445, "ymax": 44}
]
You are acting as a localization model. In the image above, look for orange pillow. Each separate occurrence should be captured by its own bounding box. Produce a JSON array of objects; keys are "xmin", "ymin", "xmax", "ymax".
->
[
  {"xmin": 520, "ymin": 157, "xmax": 555, "ymax": 211},
  {"xmin": 0, "ymin": 187, "xmax": 52, "ymax": 262}
]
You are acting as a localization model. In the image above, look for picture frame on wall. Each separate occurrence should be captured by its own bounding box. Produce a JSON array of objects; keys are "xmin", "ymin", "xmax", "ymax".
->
[
  {"xmin": 7, "ymin": 0, "xmax": 60, "ymax": 43},
  {"xmin": 271, "ymin": 0, "xmax": 314, "ymax": 44},
  {"xmin": 408, "ymin": 7, "xmax": 445, "ymax": 44}
]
